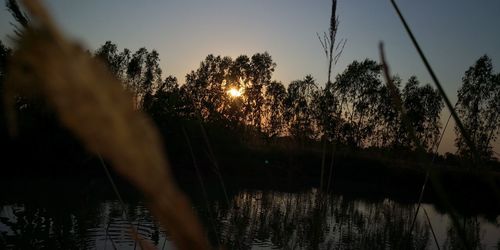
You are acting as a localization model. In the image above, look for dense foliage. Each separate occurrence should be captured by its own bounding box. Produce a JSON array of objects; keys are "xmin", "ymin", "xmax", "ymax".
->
[{"xmin": 1, "ymin": 40, "xmax": 499, "ymax": 162}]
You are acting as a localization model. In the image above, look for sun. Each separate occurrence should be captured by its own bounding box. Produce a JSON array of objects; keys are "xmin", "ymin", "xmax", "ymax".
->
[{"xmin": 227, "ymin": 88, "xmax": 242, "ymax": 98}]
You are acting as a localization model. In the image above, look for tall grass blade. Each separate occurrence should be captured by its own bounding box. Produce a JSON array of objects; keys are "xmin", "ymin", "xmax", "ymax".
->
[
  {"xmin": 423, "ymin": 207, "xmax": 441, "ymax": 250},
  {"xmin": 326, "ymin": 143, "xmax": 337, "ymax": 192},
  {"xmin": 182, "ymin": 128, "xmax": 221, "ymax": 246},
  {"xmin": 389, "ymin": 0, "xmax": 479, "ymax": 166},
  {"xmin": 99, "ymin": 156, "xmax": 128, "ymax": 218},
  {"xmin": 198, "ymin": 123, "xmax": 231, "ymax": 207},
  {"xmin": 380, "ymin": 43, "xmax": 470, "ymax": 249},
  {"xmin": 409, "ymin": 111, "xmax": 452, "ymax": 233}
]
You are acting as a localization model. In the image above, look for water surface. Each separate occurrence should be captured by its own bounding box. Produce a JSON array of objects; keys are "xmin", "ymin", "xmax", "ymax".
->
[{"xmin": 1, "ymin": 184, "xmax": 499, "ymax": 249}]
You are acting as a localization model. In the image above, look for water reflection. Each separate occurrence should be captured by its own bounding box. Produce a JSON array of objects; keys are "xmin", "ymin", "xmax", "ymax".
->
[
  {"xmin": 213, "ymin": 190, "xmax": 430, "ymax": 249},
  {"xmin": 1, "ymin": 188, "xmax": 499, "ymax": 249}
]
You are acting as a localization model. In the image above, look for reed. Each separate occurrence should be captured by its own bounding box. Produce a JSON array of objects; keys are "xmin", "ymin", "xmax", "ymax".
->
[
  {"xmin": 423, "ymin": 207, "xmax": 441, "ymax": 250},
  {"xmin": 380, "ymin": 43, "xmax": 470, "ymax": 249},
  {"xmin": 4, "ymin": 0, "xmax": 210, "ymax": 249},
  {"xmin": 317, "ymin": 0, "xmax": 346, "ymax": 192},
  {"xmin": 389, "ymin": 0, "xmax": 479, "ymax": 166}
]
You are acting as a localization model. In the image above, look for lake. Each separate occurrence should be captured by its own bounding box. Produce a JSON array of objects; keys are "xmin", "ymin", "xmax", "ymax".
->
[{"xmin": 1, "ymin": 179, "xmax": 499, "ymax": 249}]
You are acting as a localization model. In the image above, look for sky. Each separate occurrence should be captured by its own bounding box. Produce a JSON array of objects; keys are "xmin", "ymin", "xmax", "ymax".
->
[{"xmin": 1, "ymin": 0, "xmax": 499, "ymax": 154}]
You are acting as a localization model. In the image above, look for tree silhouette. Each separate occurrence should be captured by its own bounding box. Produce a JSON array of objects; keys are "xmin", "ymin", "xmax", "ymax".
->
[
  {"xmin": 262, "ymin": 80, "xmax": 287, "ymax": 138},
  {"xmin": 185, "ymin": 54, "xmax": 232, "ymax": 122},
  {"xmin": 455, "ymin": 55, "xmax": 500, "ymax": 162},
  {"xmin": 126, "ymin": 48, "xmax": 162, "ymax": 108},
  {"xmin": 373, "ymin": 77, "xmax": 401, "ymax": 148},
  {"xmin": 144, "ymin": 75, "xmax": 186, "ymax": 124},
  {"xmin": 335, "ymin": 59, "xmax": 382, "ymax": 148},
  {"xmin": 401, "ymin": 76, "xmax": 443, "ymax": 151},
  {"xmin": 316, "ymin": 81, "xmax": 341, "ymax": 141},
  {"xmin": 5, "ymin": 33, "xmax": 498, "ymax": 166},
  {"xmin": 228, "ymin": 55, "xmax": 252, "ymax": 127},
  {"xmin": 95, "ymin": 41, "xmax": 130, "ymax": 79},
  {"xmin": 286, "ymin": 75, "xmax": 319, "ymax": 143},
  {"xmin": 246, "ymin": 52, "xmax": 276, "ymax": 130}
]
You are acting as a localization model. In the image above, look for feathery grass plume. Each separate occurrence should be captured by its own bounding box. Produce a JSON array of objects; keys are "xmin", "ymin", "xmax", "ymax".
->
[
  {"xmin": 5, "ymin": 0, "xmax": 29, "ymax": 37},
  {"xmin": 317, "ymin": 0, "xmax": 346, "ymax": 85},
  {"xmin": 3, "ymin": 0, "xmax": 210, "ymax": 249}
]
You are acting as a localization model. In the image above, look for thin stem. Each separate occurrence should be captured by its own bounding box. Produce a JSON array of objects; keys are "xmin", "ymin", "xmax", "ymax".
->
[
  {"xmin": 98, "ymin": 155, "xmax": 127, "ymax": 219},
  {"xmin": 390, "ymin": 0, "xmax": 478, "ymax": 166},
  {"xmin": 423, "ymin": 207, "xmax": 441, "ymax": 250},
  {"xmin": 182, "ymin": 128, "xmax": 221, "ymax": 246},
  {"xmin": 409, "ymin": 111, "xmax": 452, "ymax": 233},
  {"xmin": 199, "ymin": 122, "xmax": 231, "ymax": 207},
  {"xmin": 380, "ymin": 43, "xmax": 470, "ymax": 249}
]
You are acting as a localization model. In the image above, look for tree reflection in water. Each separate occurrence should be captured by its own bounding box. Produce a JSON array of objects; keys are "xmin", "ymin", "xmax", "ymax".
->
[
  {"xmin": 1, "ymin": 188, "xmax": 499, "ymax": 249},
  {"xmin": 215, "ymin": 189, "xmax": 430, "ymax": 249}
]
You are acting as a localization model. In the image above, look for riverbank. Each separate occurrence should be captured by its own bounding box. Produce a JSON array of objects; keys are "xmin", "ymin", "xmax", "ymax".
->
[
  {"xmin": 3, "ymin": 146, "xmax": 499, "ymax": 220},
  {"xmin": 2, "ymin": 122, "xmax": 500, "ymax": 219}
]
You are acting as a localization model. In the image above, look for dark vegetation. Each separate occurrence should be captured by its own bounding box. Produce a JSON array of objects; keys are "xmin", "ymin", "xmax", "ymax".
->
[
  {"xmin": 1, "ymin": 35, "xmax": 500, "ymax": 211},
  {"xmin": 0, "ymin": 0, "xmax": 498, "ymax": 216}
]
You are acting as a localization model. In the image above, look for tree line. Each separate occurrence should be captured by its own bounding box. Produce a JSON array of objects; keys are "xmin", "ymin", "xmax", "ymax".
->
[{"xmin": 0, "ymin": 40, "xmax": 498, "ymax": 162}]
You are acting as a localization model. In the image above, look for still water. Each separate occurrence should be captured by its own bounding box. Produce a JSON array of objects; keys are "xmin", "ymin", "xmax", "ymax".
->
[{"xmin": 1, "ymin": 184, "xmax": 499, "ymax": 249}]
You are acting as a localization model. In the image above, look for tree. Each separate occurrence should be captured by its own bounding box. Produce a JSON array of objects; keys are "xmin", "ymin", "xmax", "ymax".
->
[
  {"xmin": 184, "ymin": 54, "xmax": 232, "ymax": 121},
  {"xmin": 262, "ymin": 81, "xmax": 287, "ymax": 138},
  {"xmin": 334, "ymin": 59, "xmax": 382, "ymax": 148},
  {"xmin": 125, "ymin": 47, "xmax": 162, "ymax": 108},
  {"xmin": 227, "ymin": 55, "xmax": 252, "ymax": 126},
  {"xmin": 286, "ymin": 75, "xmax": 319, "ymax": 142},
  {"xmin": 184, "ymin": 53, "xmax": 276, "ymax": 130},
  {"xmin": 401, "ymin": 76, "xmax": 443, "ymax": 151},
  {"xmin": 95, "ymin": 41, "xmax": 130, "ymax": 79},
  {"xmin": 144, "ymin": 75, "xmax": 182, "ymax": 123},
  {"xmin": 316, "ymin": 81, "xmax": 342, "ymax": 141},
  {"xmin": 455, "ymin": 55, "xmax": 500, "ymax": 162},
  {"xmin": 373, "ymin": 78, "xmax": 401, "ymax": 148},
  {"xmin": 246, "ymin": 52, "xmax": 276, "ymax": 130}
]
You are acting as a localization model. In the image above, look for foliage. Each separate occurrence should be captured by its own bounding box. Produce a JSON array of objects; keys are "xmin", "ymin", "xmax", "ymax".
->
[
  {"xmin": 401, "ymin": 76, "xmax": 443, "ymax": 151},
  {"xmin": 334, "ymin": 59, "xmax": 383, "ymax": 148},
  {"xmin": 285, "ymin": 75, "xmax": 319, "ymax": 142},
  {"xmin": 455, "ymin": 55, "xmax": 500, "ymax": 162}
]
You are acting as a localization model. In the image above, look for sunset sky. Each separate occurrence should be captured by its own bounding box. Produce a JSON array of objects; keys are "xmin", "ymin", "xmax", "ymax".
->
[{"xmin": 1, "ymin": 0, "xmax": 499, "ymax": 154}]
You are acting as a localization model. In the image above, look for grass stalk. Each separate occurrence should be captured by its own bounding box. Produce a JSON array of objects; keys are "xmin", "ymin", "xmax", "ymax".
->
[
  {"xmin": 380, "ymin": 43, "xmax": 471, "ymax": 249},
  {"xmin": 198, "ymin": 122, "xmax": 231, "ymax": 207},
  {"xmin": 182, "ymin": 127, "xmax": 221, "ymax": 247},
  {"xmin": 389, "ymin": 0, "xmax": 479, "ymax": 166},
  {"xmin": 317, "ymin": 0, "xmax": 345, "ymax": 193},
  {"xmin": 409, "ymin": 111, "xmax": 452, "ymax": 233},
  {"xmin": 103, "ymin": 217, "xmax": 119, "ymax": 250},
  {"xmin": 326, "ymin": 143, "xmax": 337, "ymax": 192},
  {"xmin": 320, "ymin": 139, "xmax": 327, "ymax": 191},
  {"xmin": 423, "ymin": 207, "xmax": 441, "ymax": 250},
  {"xmin": 99, "ymin": 156, "xmax": 128, "ymax": 219}
]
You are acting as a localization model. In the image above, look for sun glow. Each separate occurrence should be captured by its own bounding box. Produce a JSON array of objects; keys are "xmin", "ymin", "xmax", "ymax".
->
[{"xmin": 227, "ymin": 88, "xmax": 243, "ymax": 98}]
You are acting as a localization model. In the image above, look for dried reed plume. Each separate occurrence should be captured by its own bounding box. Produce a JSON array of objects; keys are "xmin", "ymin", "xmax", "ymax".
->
[{"xmin": 4, "ymin": 0, "xmax": 210, "ymax": 249}]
